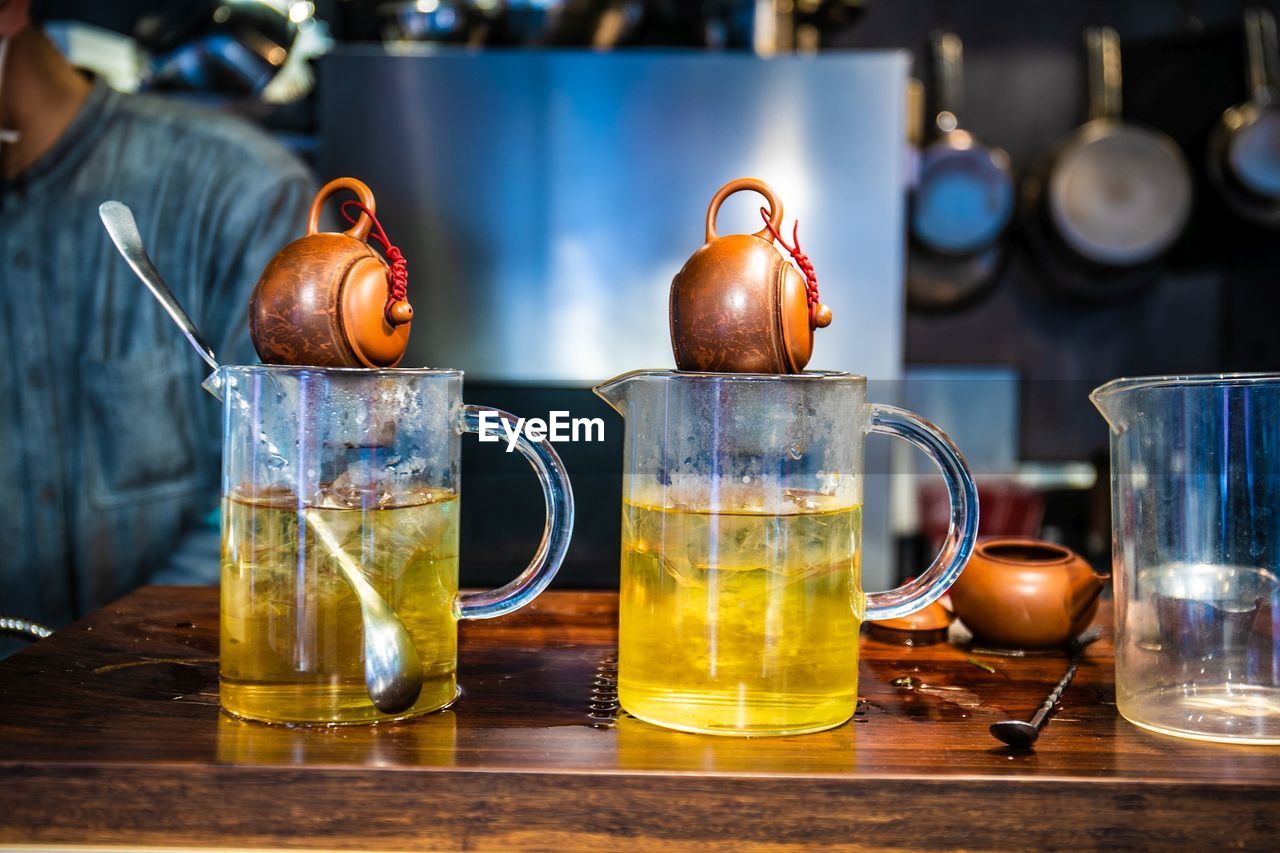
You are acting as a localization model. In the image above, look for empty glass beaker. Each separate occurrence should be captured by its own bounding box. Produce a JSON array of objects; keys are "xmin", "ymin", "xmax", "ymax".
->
[
  {"xmin": 1093, "ymin": 373, "xmax": 1280, "ymax": 743},
  {"xmin": 595, "ymin": 370, "xmax": 978, "ymax": 736}
]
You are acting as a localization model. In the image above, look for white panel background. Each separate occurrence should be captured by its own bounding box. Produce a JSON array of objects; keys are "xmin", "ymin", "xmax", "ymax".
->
[{"xmin": 323, "ymin": 48, "xmax": 909, "ymax": 588}]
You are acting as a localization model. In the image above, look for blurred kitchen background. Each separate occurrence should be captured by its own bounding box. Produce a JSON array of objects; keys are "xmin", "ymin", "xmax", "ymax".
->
[{"xmin": 40, "ymin": 0, "xmax": 1280, "ymax": 591}]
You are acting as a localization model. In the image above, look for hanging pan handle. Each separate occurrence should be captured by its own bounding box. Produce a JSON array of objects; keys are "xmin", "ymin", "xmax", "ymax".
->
[
  {"xmin": 1086, "ymin": 26, "xmax": 1123, "ymax": 122},
  {"xmin": 931, "ymin": 31, "xmax": 965, "ymax": 132},
  {"xmin": 1245, "ymin": 8, "xmax": 1280, "ymax": 101}
]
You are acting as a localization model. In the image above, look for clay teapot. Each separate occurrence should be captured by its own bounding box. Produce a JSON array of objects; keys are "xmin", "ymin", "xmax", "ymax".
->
[
  {"xmin": 949, "ymin": 538, "xmax": 1111, "ymax": 649},
  {"xmin": 249, "ymin": 177, "xmax": 413, "ymax": 368},
  {"xmin": 669, "ymin": 178, "xmax": 832, "ymax": 374}
]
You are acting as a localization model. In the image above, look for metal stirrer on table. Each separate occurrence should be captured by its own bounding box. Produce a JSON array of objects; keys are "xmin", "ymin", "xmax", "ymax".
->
[{"xmin": 989, "ymin": 626, "xmax": 1103, "ymax": 749}]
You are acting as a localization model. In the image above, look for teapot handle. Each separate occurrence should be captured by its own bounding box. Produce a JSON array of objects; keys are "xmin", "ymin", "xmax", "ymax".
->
[
  {"xmin": 307, "ymin": 177, "xmax": 376, "ymax": 241},
  {"xmin": 705, "ymin": 177, "xmax": 784, "ymax": 243}
]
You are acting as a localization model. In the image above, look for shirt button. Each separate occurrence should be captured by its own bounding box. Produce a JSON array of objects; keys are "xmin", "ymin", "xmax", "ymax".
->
[
  {"xmin": 28, "ymin": 368, "xmax": 45, "ymax": 389},
  {"xmin": 39, "ymin": 486, "xmax": 57, "ymax": 505},
  {"xmin": 14, "ymin": 250, "xmax": 31, "ymax": 270}
]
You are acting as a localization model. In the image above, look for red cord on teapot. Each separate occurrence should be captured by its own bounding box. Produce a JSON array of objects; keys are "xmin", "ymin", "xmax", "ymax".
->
[
  {"xmin": 760, "ymin": 207, "xmax": 821, "ymax": 323},
  {"xmin": 341, "ymin": 200, "xmax": 408, "ymax": 321}
]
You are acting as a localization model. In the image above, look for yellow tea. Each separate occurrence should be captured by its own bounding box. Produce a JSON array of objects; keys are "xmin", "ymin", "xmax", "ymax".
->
[
  {"xmin": 220, "ymin": 489, "xmax": 459, "ymax": 724},
  {"xmin": 619, "ymin": 491, "xmax": 862, "ymax": 735}
]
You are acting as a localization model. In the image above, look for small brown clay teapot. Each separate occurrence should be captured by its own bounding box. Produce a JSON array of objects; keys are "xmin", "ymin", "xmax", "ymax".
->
[
  {"xmin": 670, "ymin": 178, "xmax": 832, "ymax": 374},
  {"xmin": 250, "ymin": 177, "xmax": 413, "ymax": 368},
  {"xmin": 949, "ymin": 538, "xmax": 1111, "ymax": 650}
]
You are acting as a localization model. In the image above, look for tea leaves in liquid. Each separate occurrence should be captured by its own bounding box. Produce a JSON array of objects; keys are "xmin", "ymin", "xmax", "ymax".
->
[
  {"xmin": 220, "ymin": 490, "xmax": 459, "ymax": 724},
  {"xmin": 619, "ymin": 493, "xmax": 863, "ymax": 735}
]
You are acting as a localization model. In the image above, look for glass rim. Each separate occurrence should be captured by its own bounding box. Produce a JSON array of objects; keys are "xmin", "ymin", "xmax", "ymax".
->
[
  {"xmin": 595, "ymin": 368, "xmax": 867, "ymax": 387},
  {"xmin": 218, "ymin": 364, "xmax": 464, "ymax": 379},
  {"xmin": 1091, "ymin": 371, "xmax": 1280, "ymax": 400}
]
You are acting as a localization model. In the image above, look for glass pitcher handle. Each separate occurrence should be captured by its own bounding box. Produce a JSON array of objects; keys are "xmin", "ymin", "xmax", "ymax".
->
[
  {"xmin": 865, "ymin": 404, "xmax": 979, "ymax": 621},
  {"xmin": 456, "ymin": 405, "xmax": 575, "ymax": 620}
]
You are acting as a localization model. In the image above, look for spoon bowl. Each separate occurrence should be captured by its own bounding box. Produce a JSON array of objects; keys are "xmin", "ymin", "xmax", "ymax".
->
[
  {"xmin": 305, "ymin": 503, "xmax": 424, "ymax": 714},
  {"xmin": 989, "ymin": 719, "xmax": 1041, "ymax": 749}
]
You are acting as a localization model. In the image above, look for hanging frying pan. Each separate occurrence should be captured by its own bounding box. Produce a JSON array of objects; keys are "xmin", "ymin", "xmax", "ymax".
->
[
  {"xmin": 907, "ymin": 31, "xmax": 1015, "ymax": 313},
  {"xmin": 1208, "ymin": 7, "xmax": 1280, "ymax": 227},
  {"xmin": 1023, "ymin": 26, "xmax": 1193, "ymax": 302}
]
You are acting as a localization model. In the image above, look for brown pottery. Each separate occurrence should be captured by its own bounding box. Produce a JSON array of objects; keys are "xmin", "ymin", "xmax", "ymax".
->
[
  {"xmin": 949, "ymin": 538, "xmax": 1110, "ymax": 649},
  {"xmin": 669, "ymin": 178, "xmax": 832, "ymax": 374},
  {"xmin": 867, "ymin": 599, "xmax": 954, "ymax": 646},
  {"xmin": 249, "ymin": 177, "xmax": 413, "ymax": 368}
]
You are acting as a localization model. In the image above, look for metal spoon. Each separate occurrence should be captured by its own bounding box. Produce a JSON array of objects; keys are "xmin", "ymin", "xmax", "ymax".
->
[
  {"xmin": 989, "ymin": 626, "xmax": 1103, "ymax": 749},
  {"xmin": 304, "ymin": 505, "xmax": 424, "ymax": 714},
  {"xmin": 98, "ymin": 200, "xmax": 424, "ymax": 715}
]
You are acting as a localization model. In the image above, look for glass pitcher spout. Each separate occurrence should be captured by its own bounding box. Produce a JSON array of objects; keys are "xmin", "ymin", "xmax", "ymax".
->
[
  {"xmin": 592, "ymin": 369, "xmax": 654, "ymax": 415},
  {"xmin": 1089, "ymin": 375, "xmax": 1178, "ymax": 433},
  {"xmin": 1089, "ymin": 376, "xmax": 1133, "ymax": 433},
  {"xmin": 201, "ymin": 367, "xmax": 227, "ymax": 401}
]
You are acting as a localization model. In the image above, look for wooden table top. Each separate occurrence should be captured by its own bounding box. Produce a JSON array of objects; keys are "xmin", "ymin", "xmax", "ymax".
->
[{"xmin": 1, "ymin": 587, "xmax": 1277, "ymax": 851}]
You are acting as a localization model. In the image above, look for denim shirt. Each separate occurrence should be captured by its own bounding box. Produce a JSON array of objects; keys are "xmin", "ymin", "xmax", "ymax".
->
[{"xmin": 0, "ymin": 79, "xmax": 313, "ymax": 649}]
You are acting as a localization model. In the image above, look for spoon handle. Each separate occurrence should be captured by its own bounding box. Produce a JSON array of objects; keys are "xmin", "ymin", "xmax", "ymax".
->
[
  {"xmin": 1028, "ymin": 655, "xmax": 1083, "ymax": 732},
  {"xmin": 98, "ymin": 201, "xmax": 220, "ymax": 372},
  {"xmin": 1027, "ymin": 626, "xmax": 1101, "ymax": 731}
]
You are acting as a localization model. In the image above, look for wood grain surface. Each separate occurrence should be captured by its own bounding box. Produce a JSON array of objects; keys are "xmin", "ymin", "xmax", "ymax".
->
[{"xmin": 1, "ymin": 587, "xmax": 1277, "ymax": 851}]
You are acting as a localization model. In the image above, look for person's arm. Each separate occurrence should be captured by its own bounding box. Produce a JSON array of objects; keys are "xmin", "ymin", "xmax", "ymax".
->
[{"xmin": 149, "ymin": 168, "xmax": 314, "ymax": 585}]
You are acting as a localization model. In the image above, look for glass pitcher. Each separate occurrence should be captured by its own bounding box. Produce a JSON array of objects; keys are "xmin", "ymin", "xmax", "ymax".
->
[
  {"xmin": 595, "ymin": 370, "xmax": 978, "ymax": 736},
  {"xmin": 1093, "ymin": 374, "xmax": 1280, "ymax": 744},
  {"xmin": 216, "ymin": 366, "xmax": 573, "ymax": 725}
]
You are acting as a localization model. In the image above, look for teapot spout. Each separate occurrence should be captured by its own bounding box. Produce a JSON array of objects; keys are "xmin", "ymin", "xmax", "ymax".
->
[{"xmin": 1069, "ymin": 569, "xmax": 1112, "ymax": 623}]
